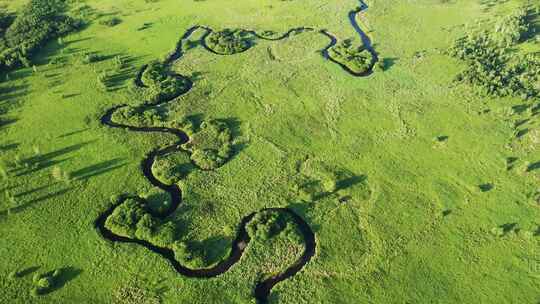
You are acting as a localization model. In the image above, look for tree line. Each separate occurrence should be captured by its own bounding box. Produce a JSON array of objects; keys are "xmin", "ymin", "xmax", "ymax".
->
[{"xmin": 0, "ymin": 0, "xmax": 82, "ymax": 71}]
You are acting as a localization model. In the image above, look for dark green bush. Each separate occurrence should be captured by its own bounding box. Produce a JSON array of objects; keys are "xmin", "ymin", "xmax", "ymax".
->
[
  {"xmin": 82, "ymin": 52, "xmax": 104, "ymax": 64},
  {"xmin": 105, "ymin": 198, "xmax": 178, "ymax": 247},
  {"xmin": 141, "ymin": 187, "xmax": 172, "ymax": 214},
  {"xmin": 138, "ymin": 61, "xmax": 191, "ymax": 104},
  {"xmin": 99, "ymin": 17, "xmax": 122, "ymax": 27},
  {"xmin": 448, "ymin": 6, "xmax": 540, "ymax": 99},
  {"xmin": 328, "ymin": 40, "xmax": 374, "ymax": 75},
  {"xmin": 105, "ymin": 198, "xmax": 146, "ymax": 238},
  {"xmin": 492, "ymin": 8, "xmax": 529, "ymax": 46},
  {"xmin": 111, "ymin": 105, "xmax": 167, "ymax": 126},
  {"xmin": 246, "ymin": 211, "xmax": 284, "ymax": 241},
  {"xmin": 151, "ymin": 151, "xmax": 194, "ymax": 185},
  {"xmin": 0, "ymin": 0, "xmax": 81, "ymax": 70},
  {"xmin": 449, "ymin": 31, "xmax": 540, "ymax": 99},
  {"xmin": 182, "ymin": 119, "xmax": 233, "ymax": 170},
  {"xmin": 31, "ymin": 269, "xmax": 62, "ymax": 296},
  {"xmin": 204, "ymin": 29, "xmax": 253, "ymax": 55}
]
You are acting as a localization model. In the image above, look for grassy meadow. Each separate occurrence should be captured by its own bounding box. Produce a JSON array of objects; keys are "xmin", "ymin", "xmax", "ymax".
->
[{"xmin": 0, "ymin": 0, "xmax": 539, "ymax": 303}]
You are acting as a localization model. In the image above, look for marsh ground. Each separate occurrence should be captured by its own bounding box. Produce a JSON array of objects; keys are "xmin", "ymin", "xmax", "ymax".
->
[{"xmin": 0, "ymin": 0, "xmax": 539, "ymax": 303}]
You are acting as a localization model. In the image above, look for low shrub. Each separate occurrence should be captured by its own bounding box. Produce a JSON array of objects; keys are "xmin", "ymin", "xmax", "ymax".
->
[
  {"xmin": 82, "ymin": 52, "xmax": 104, "ymax": 64},
  {"xmin": 492, "ymin": 8, "xmax": 529, "ymax": 47},
  {"xmin": 105, "ymin": 198, "xmax": 178, "ymax": 247},
  {"xmin": 204, "ymin": 29, "xmax": 253, "ymax": 55},
  {"xmin": 448, "ymin": 6, "xmax": 540, "ymax": 99},
  {"xmin": 105, "ymin": 198, "xmax": 146, "ymax": 238},
  {"xmin": 182, "ymin": 119, "xmax": 233, "ymax": 170},
  {"xmin": 111, "ymin": 105, "xmax": 167, "ymax": 127},
  {"xmin": 140, "ymin": 186, "xmax": 172, "ymax": 214},
  {"xmin": 99, "ymin": 17, "xmax": 122, "ymax": 27},
  {"xmin": 246, "ymin": 211, "xmax": 284, "ymax": 241},
  {"xmin": 113, "ymin": 284, "xmax": 160, "ymax": 304},
  {"xmin": 0, "ymin": 0, "xmax": 82, "ymax": 70},
  {"xmin": 31, "ymin": 269, "xmax": 62, "ymax": 296},
  {"xmin": 328, "ymin": 39, "xmax": 374, "ymax": 75},
  {"xmin": 151, "ymin": 151, "xmax": 194, "ymax": 185},
  {"xmin": 139, "ymin": 61, "xmax": 191, "ymax": 104}
]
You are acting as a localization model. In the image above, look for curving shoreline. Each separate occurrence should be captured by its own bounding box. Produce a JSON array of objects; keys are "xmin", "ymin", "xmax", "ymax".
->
[{"xmin": 321, "ymin": 1, "xmax": 378, "ymax": 77}]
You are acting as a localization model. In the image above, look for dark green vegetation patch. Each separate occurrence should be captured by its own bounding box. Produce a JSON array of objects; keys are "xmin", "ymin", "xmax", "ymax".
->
[
  {"xmin": 448, "ymin": 5, "xmax": 540, "ymax": 99},
  {"xmin": 152, "ymin": 151, "xmax": 194, "ymax": 186},
  {"xmin": 327, "ymin": 39, "xmax": 375, "ymax": 75},
  {"xmin": 204, "ymin": 28, "xmax": 254, "ymax": 55},
  {"xmin": 105, "ymin": 198, "xmax": 177, "ymax": 247},
  {"xmin": 183, "ymin": 119, "xmax": 233, "ymax": 170},
  {"xmin": 0, "ymin": 0, "xmax": 81, "ymax": 70},
  {"xmin": 138, "ymin": 61, "xmax": 191, "ymax": 104}
]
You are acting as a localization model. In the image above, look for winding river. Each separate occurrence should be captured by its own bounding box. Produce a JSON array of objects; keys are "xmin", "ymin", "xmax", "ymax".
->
[{"xmin": 95, "ymin": 1, "xmax": 375, "ymax": 302}]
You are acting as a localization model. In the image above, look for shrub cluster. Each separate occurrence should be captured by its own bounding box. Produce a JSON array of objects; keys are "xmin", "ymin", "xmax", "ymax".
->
[
  {"xmin": 246, "ymin": 211, "xmax": 303, "ymax": 244},
  {"xmin": 151, "ymin": 151, "xmax": 194, "ymax": 185},
  {"xmin": 0, "ymin": 0, "xmax": 81, "ymax": 70},
  {"xmin": 111, "ymin": 105, "xmax": 167, "ymax": 127},
  {"xmin": 105, "ymin": 198, "xmax": 177, "ymax": 247},
  {"xmin": 328, "ymin": 39, "xmax": 374, "ymax": 75},
  {"xmin": 492, "ymin": 8, "xmax": 530, "ymax": 47},
  {"xmin": 204, "ymin": 29, "xmax": 253, "ymax": 55},
  {"xmin": 141, "ymin": 186, "xmax": 172, "ymax": 214},
  {"xmin": 99, "ymin": 16, "xmax": 122, "ymax": 27},
  {"xmin": 31, "ymin": 269, "xmax": 62, "ymax": 296},
  {"xmin": 134, "ymin": 61, "xmax": 191, "ymax": 104},
  {"xmin": 82, "ymin": 52, "xmax": 104, "ymax": 64},
  {"xmin": 182, "ymin": 119, "xmax": 233, "ymax": 170},
  {"xmin": 294, "ymin": 161, "xmax": 341, "ymax": 202},
  {"xmin": 448, "ymin": 7, "xmax": 540, "ymax": 99},
  {"xmin": 172, "ymin": 241, "xmax": 208, "ymax": 268}
]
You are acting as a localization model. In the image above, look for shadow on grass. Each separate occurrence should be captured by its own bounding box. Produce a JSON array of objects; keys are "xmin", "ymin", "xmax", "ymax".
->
[
  {"xmin": 527, "ymin": 161, "xmax": 540, "ymax": 172},
  {"xmin": 58, "ymin": 128, "xmax": 90, "ymax": 138},
  {"xmin": 13, "ymin": 141, "xmax": 96, "ymax": 177},
  {"xmin": 16, "ymin": 266, "xmax": 40, "ymax": 278},
  {"xmin": 47, "ymin": 267, "xmax": 83, "ymax": 294},
  {"xmin": 71, "ymin": 158, "xmax": 126, "ymax": 181},
  {"xmin": 103, "ymin": 54, "xmax": 147, "ymax": 92},
  {"xmin": 0, "ymin": 118, "xmax": 18, "ymax": 131},
  {"xmin": 0, "ymin": 187, "xmax": 73, "ymax": 217},
  {"xmin": 0, "ymin": 142, "xmax": 20, "ymax": 151}
]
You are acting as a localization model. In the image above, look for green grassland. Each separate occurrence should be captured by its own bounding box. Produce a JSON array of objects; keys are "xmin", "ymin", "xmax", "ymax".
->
[{"xmin": 1, "ymin": 0, "xmax": 539, "ymax": 303}]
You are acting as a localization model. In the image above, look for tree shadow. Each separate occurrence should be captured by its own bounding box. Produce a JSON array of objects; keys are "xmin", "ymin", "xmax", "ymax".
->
[
  {"xmin": 15, "ymin": 266, "xmax": 40, "ymax": 278},
  {"xmin": 13, "ymin": 141, "xmax": 95, "ymax": 177},
  {"xmin": 14, "ymin": 184, "xmax": 55, "ymax": 198},
  {"xmin": 71, "ymin": 158, "xmax": 126, "ymax": 180},
  {"xmin": 0, "ymin": 83, "xmax": 29, "ymax": 104},
  {"xmin": 197, "ymin": 235, "xmax": 233, "ymax": 266},
  {"xmin": 479, "ymin": 183, "xmax": 493, "ymax": 192},
  {"xmin": 512, "ymin": 104, "xmax": 529, "ymax": 115},
  {"xmin": 61, "ymin": 93, "xmax": 81, "ymax": 99},
  {"xmin": 499, "ymin": 222, "xmax": 518, "ymax": 235},
  {"xmin": 104, "ymin": 54, "xmax": 146, "ymax": 91},
  {"xmin": 336, "ymin": 174, "xmax": 367, "ymax": 191},
  {"xmin": 382, "ymin": 57, "xmax": 398, "ymax": 70},
  {"xmin": 48, "ymin": 267, "xmax": 82, "ymax": 293},
  {"xmin": 190, "ymin": 71, "xmax": 206, "ymax": 83},
  {"xmin": 0, "ymin": 187, "xmax": 73, "ymax": 217},
  {"xmin": 58, "ymin": 128, "xmax": 90, "ymax": 138},
  {"xmin": 527, "ymin": 161, "xmax": 540, "ymax": 172},
  {"xmin": 220, "ymin": 117, "xmax": 246, "ymax": 161},
  {"xmin": 0, "ymin": 118, "xmax": 18, "ymax": 131}
]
